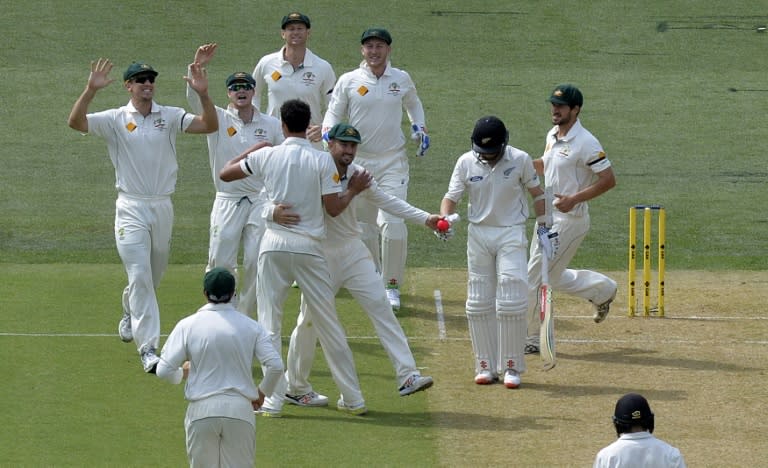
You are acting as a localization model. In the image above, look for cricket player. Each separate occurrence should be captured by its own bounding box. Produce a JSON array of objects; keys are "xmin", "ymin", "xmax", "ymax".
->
[
  {"xmin": 187, "ymin": 43, "xmax": 284, "ymax": 317},
  {"xmin": 322, "ymin": 27, "xmax": 430, "ymax": 311},
  {"xmin": 67, "ymin": 58, "xmax": 218, "ymax": 373},
  {"xmin": 219, "ymin": 99, "xmax": 372, "ymax": 417},
  {"xmin": 252, "ymin": 12, "xmax": 335, "ymax": 149},
  {"xmin": 283, "ymin": 123, "xmax": 438, "ymax": 409},
  {"xmin": 594, "ymin": 393, "xmax": 686, "ymax": 467},
  {"xmin": 526, "ymin": 84, "xmax": 618, "ymax": 355},
  {"xmin": 440, "ymin": 116, "xmax": 547, "ymax": 389},
  {"xmin": 156, "ymin": 268, "xmax": 284, "ymax": 468}
]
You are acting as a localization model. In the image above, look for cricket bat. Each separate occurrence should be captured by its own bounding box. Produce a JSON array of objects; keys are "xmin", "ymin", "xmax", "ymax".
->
[{"xmin": 539, "ymin": 187, "xmax": 556, "ymax": 371}]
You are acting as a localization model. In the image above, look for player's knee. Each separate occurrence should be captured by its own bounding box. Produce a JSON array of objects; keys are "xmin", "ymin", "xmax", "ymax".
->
[
  {"xmin": 497, "ymin": 275, "xmax": 527, "ymax": 313},
  {"xmin": 467, "ymin": 274, "xmax": 493, "ymax": 313}
]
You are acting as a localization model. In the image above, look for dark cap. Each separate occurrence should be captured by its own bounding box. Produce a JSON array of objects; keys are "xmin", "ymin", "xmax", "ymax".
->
[
  {"xmin": 281, "ymin": 12, "xmax": 310, "ymax": 29},
  {"xmin": 613, "ymin": 393, "xmax": 654, "ymax": 426},
  {"xmin": 124, "ymin": 62, "xmax": 158, "ymax": 81},
  {"xmin": 203, "ymin": 267, "xmax": 236, "ymax": 303},
  {"xmin": 226, "ymin": 72, "xmax": 256, "ymax": 87},
  {"xmin": 471, "ymin": 116, "xmax": 509, "ymax": 154},
  {"xmin": 327, "ymin": 123, "xmax": 361, "ymax": 143},
  {"xmin": 548, "ymin": 84, "xmax": 583, "ymax": 107},
  {"xmin": 361, "ymin": 28, "xmax": 392, "ymax": 45}
]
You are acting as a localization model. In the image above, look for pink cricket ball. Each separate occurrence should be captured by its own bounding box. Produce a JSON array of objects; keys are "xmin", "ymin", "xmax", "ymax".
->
[{"xmin": 437, "ymin": 219, "xmax": 450, "ymax": 232}]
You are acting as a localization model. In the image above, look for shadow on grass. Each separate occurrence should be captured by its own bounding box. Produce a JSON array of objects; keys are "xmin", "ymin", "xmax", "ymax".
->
[{"xmin": 558, "ymin": 347, "xmax": 760, "ymax": 372}]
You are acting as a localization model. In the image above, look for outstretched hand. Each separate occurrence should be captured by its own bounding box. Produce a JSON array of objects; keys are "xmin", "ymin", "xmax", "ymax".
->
[
  {"xmin": 193, "ymin": 43, "xmax": 217, "ymax": 68},
  {"xmin": 347, "ymin": 169, "xmax": 373, "ymax": 194},
  {"xmin": 87, "ymin": 58, "xmax": 114, "ymax": 90},
  {"xmin": 184, "ymin": 62, "xmax": 209, "ymax": 96}
]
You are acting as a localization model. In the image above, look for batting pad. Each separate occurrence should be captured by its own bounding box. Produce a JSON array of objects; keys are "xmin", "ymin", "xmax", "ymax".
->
[
  {"xmin": 466, "ymin": 275, "xmax": 497, "ymax": 373},
  {"xmin": 497, "ymin": 275, "xmax": 527, "ymax": 373},
  {"xmin": 381, "ymin": 221, "xmax": 407, "ymax": 285}
]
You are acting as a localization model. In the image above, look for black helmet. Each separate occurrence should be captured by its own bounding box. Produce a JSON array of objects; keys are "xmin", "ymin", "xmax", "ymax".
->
[
  {"xmin": 471, "ymin": 116, "xmax": 509, "ymax": 154},
  {"xmin": 612, "ymin": 393, "xmax": 655, "ymax": 436}
]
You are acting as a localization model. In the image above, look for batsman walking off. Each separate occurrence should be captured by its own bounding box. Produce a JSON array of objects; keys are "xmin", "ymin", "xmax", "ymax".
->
[
  {"xmin": 526, "ymin": 84, "xmax": 618, "ymax": 355},
  {"xmin": 440, "ymin": 116, "xmax": 547, "ymax": 389},
  {"xmin": 67, "ymin": 58, "xmax": 218, "ymax": 373}
]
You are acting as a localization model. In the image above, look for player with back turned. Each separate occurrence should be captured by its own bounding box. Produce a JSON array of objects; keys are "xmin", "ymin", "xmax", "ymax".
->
[{"xmin": 440, "ymin": 116, "xmax": 548, "ymax": 389}]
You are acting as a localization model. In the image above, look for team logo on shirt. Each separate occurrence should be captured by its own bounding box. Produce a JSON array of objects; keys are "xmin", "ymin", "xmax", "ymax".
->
[
  {"xmin": 357, "ymin": 85, "xmax": 369, "ymax": 96},
  {"xmin": 387, "ymin": 82, "xmax": 401, "ymax": 96},
  {"xmin": 469, "ymin": 176, "xmax": 484, "ymax": 182},
  {"xmin": 503, "ymin": 167, "xmax": 516, "ymax": 177},
  {"xmin": 125, "ymin": 122, "xmax": 137, "ymax": 132},
  {"xmin": 271, "ymin": 71, "xmax": 282, "ymax": 82},
  {"xmin": 251, "ymin": 128, "xmax": 270, "ymax": 139},
  {"xmin": 302, "ymin": 71, "xmax": 316, "ymax": 86},
  {"xmin": 557, "ymin": 144, "xmax": 570, "ymax": 157},
  {"xmin": 153, "ymin": 118, "xmax": 167, "ymax": 130},
  {"xmin": 333, "ymin": 172, "xmax": 341, "ymax": 183},
  {"xmin": 227, "ymin": 127, "xmax": 237, "ymax": 137}
]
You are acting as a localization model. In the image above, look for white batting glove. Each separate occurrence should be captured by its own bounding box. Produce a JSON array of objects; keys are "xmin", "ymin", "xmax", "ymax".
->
[{"xmin": 411, "ymin": 124, "xmax": 430, "ymax": 157}]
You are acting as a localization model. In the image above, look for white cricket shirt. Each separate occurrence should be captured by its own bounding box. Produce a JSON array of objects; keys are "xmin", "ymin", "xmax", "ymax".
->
[
  {"xmin": 86, "ymin": 101, "xmax": 193, "ymax": 196},
  {"xmin": 443, "ymin": 147, "xmax": 540, "ymax": 226},
  {"xmin": 157, "ymin": 302, "xmax": 284, "ymax": 423},
  {"xmin": 325, "ymin": 162, "xmax": 429, "ymax": 244},
  {"xmin": 542, "ymin": 118, "xmax": 612, "ymax": 217},
  {"xmin": 594, "ymin": 432, "xmax": 686, "ymax": 468},
  {"xmin": 252, "ymin": 47, "xmax": 336, "ymax": 126},
  {"xmin": 323, "ymin": 61, "xmax": 425, "ymax": 157},
  {"xmin": 239, "ymin": 137, "xmax": 341, "ymax": 247}
]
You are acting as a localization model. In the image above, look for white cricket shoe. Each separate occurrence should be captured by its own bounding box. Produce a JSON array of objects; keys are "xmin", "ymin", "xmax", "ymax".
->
[
  {"xmin": 118, "ymin": 312, "xmax": 133, "ymax": 343},
  {"xmin": 140, "ymin": 346, "xmax": 159, "ymax": 373},
  {"xmin": 593, "ymin": 287, "xmax": 618, "ymax": 323},
  {"xmin": 474, "ymin": 370, "xmax": 498, "ymax": 385},
  {"xmin": 255, "ymin": 405, "xmax": 282, "ymax": 418},
  {"xmin": 386, "ymin": 287, "xmax": 400, "ymax": 311},
  {"xmin": 398, "ymin": 373, "xmax": 434, "ymax": 396},
  {"xmin": 285, "ymin": 391, "xmax": 329, "ymax": 407},
  {"xmin": 503, "ymin": 369, "xmax": 521, "ymax": 389},
  {"xmin": 336, "ymin": 397, "xmax": 367, "ymax": 416}
]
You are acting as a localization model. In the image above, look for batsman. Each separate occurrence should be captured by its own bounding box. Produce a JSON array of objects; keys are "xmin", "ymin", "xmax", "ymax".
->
[{"xmin": 440, "ymin": 116, "xmax": 548, "ymax": 389}]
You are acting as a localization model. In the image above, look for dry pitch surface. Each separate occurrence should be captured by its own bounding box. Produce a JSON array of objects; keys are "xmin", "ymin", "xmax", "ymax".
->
[{"xmin": 404, "ymin": 270, "xmax": 768, "ymax": 467}]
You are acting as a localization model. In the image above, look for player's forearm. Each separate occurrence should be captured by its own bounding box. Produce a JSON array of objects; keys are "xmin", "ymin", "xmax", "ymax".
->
[
  {"xmin": 67, "ymin": 87, "xmax": 97, "ymax": 132},
  {"xmin": 196, "ymin": 92, "xmax": 218, "ymax": 133}
]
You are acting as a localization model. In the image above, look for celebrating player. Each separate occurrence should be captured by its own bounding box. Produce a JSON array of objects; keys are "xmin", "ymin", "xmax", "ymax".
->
[
  {"xmin": 252, "ymin": 12, "xmax": 335, "ymax": 149},
  {"xmin": 440, "ymin": 116, "xmax": 547, "ymax": 389},
  {"xmin": 283, "ymin": 123, "xmax": 438, "ymax": 410},
  {"xmin": 219, "ymin": 99, "xmax": 371, "ymax": 417},
  {"xmin": 322, "ymin": 27, "xmax": 430, "ymax": 311},
  {"xmin": 525, "ymin": 84, "xmax": 618, "ymax": 355},
  {"xmin": 67, "ymin": 58, "xmax": 217, "ymax": 373},
  {"xmin": 186, "ymin": 43, "xmax": 284, "ymax": 317}
]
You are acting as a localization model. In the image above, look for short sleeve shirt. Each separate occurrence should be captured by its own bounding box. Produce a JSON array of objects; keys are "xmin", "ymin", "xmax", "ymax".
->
[
  {"xmin": 542, "ymin": 119, "xmax": 612, "ymax": 217},
  {"xmin": 443, "ymin": 146, "xmax": 540, "ymax": 226},
  {"xmin": 86, "ymin": 101, "xmax": 192, "ymax": 196}
]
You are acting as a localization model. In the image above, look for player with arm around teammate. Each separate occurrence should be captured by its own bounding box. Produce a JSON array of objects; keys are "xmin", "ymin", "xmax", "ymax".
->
[
  {"xmin": 219, "ymin": 99, "xmax": 373, "ymax": 417},
  {"xmin": 322, "ymin": 27, "xmax": 431, "ymax": 311},
  {"xmin": 440, "ymin": 116, "xmax": 547, "ymax": 389},
  {"xmin": 525, "ymin": 84, "xmax": 617, "ymax": 355},
  {"xmin": 283, "ymin": 123, "xmax": 438, "ymax": 409},
  {"xmin": 67, "ymin": 58, "xmax": 217, "ymax": 373},
  {"xmin": 186, "ymin": 43, "xmax": 285, "ymax": 317},
  {"xmin": 156, "ymin": 268, "xmax": 284, "ymax": 468}
]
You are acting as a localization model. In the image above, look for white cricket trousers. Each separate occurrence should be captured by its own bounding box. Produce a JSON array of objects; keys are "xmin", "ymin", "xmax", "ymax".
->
[
  {"xmin": 186, "ymin": 417, "xmax": 254, "ymax": 468},
  {"xmin": 257, "ymin": 230, "xmax": 364, "ymax": 407},
  {"xmin": 354, "ymin": 152, "xmax": 409, "ymax": 287},
  {"xmin": 206, "ymin": 193, "xmax": 267, "ymax": 317},
  {"xmin": 286, "ymin": 239, "xmax": 419, "ymax": 394},
  {"xmin": 115, "ymin": 193, "xmax": 172, "ymax": 354},
  {"xmin": 526, "ymin": 212, "xmax": 618, "ymax": 340}
]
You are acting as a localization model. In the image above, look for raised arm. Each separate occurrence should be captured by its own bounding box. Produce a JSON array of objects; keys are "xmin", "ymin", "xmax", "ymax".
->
[
  {"xmin": 186, "ymin": 43, "xmax": 217, "ymax": 114},
  {"xmin": 68, "ymin": 58, "xmax": 115, "ymax": 132},
  {"xmin": 183, "ymin": 62, "xmax": 218, "ymax": 134}
]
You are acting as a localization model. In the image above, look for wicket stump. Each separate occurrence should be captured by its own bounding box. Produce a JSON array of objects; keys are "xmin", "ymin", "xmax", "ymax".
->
[{"xmin": 628, "ymin": 205, "xmax": 665, "ymax": 317}]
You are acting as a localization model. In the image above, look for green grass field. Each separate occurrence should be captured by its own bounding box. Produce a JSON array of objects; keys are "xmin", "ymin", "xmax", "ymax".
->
[{"xmin": 1, "ymin": 1, "xmax": 766, "ymax": 466}]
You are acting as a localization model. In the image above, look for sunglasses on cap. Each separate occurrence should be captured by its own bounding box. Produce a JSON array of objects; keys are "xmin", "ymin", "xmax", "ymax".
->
[
  {"xmin": 228, "ymin": 83, "xmax": 254, "ymax": 92},
  {"xmin": 132, "ymin": 75, "xmax": 155, "ymax": 84}
]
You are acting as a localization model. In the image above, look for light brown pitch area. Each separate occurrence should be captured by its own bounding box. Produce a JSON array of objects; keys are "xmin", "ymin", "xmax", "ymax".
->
[{"xmin": 405, "ymin": 269, "xmax": 768, "ymax": 467}]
